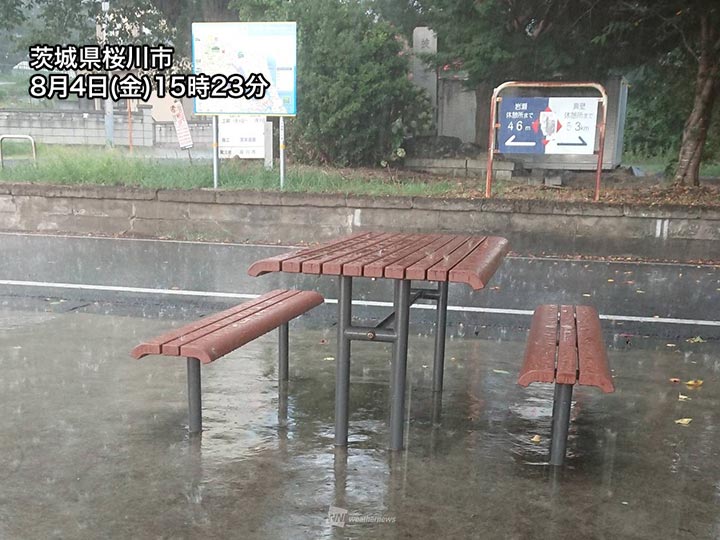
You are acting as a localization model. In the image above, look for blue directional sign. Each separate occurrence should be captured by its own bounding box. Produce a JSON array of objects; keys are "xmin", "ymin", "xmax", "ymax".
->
[{"xmin": 498, "ymin": 97, "xmax": 599, "ymax": 155}]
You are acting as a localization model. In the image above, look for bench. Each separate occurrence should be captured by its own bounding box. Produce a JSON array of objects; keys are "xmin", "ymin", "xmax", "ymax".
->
[
  {"xmin": 518, "ymin": 304, "xmax": 614, "ymax": 465},
  {"xmin": 131, "ymin": 289, "xmax": 324, "ymax": 434}
]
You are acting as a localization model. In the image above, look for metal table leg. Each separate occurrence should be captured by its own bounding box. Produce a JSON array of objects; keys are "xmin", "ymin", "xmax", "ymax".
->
[
  {"xmin": 335, "ymin": 276, "xmax": 353, "ymax": 446},
  {"xmin": 389, "ymin": 279, "xmax": 411, "ymax": 450},
  {"xmin": 432, "ymin": 281, "xmax": 449, "ymax": 394}
]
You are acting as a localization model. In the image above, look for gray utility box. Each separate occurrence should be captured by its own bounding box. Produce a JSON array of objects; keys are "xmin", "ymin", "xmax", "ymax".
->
[{"xmin": 503, "ymin": 77, "xmax": 628, "ymax": 171}]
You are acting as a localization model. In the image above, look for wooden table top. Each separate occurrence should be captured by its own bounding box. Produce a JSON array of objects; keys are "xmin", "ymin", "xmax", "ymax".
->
[{"xmin": 248, "ymin": 232, "xmax": 510, "ymax": 290}]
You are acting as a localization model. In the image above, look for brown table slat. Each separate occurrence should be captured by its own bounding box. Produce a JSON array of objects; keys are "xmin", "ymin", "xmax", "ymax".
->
[
  {"xmin": 247, "ymin": 232, "xmax": 372, "ymax": 276},
  {"xmin": 447, "ymin": 237, "xmax": 510, "ymax": 290},
  {"xmin": 555, "ymin": 305, "xmax": 578, "ymax": 385},
  {"xmin": 299, "ymin": 233, "xmax": 397, "ymax": 274},
  {"xmin": 283, "ymin": 233, "xmax": 384, "ymax": 273},
  {"xmin": 362, "ymin": 234, "xmax": 444, "ymax": 278},
  {"xmin": 576, "ymin": 305, "xmax": 615, "ymax": 392},
  {"xmin": 518, "ymin": 305, "xmax": 558, "ymax": 386},
  {"xmin": 130, "ymin": 289, "xmax": 289, "ymax": 358},
  {"xmin": 403, "ymin": 236, "xmax": 473, "ymax": 281},
  {"xmin": 382, "ymin": 236, "xmax": 459, "ymax": 279},
  {"xmin": 247, "ymin": 232, "xmax": 510, "ymax": 286},
  {"xmin": 426, "ymin": 237, "xmax": 488, "ymax": 282},
  {"xmin": 338, "ymin": 234, "xmax": 421, "ymax": 276}
]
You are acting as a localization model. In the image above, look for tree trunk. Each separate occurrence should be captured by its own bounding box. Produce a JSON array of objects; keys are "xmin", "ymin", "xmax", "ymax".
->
[{"xmin": 674, "ymin": 15, "xmax": 720, "ymax": 187}]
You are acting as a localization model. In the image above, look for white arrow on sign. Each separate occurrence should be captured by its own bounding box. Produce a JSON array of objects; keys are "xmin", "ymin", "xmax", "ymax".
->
[{"xmin": 504, "ymin": 135, "xmax": 536, "ymax": 147}]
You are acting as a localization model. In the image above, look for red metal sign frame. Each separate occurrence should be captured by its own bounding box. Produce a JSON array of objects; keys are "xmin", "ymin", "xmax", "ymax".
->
[{"xmin": 485, "ymin": 81, "xmax": 608, "ymax": 201}]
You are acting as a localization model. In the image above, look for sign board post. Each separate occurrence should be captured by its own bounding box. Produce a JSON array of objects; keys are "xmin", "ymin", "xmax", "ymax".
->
[
  {"xmin": 485, "ymin": 82, "xmax": 608, "ymax": 201},
  {"xmin": 191, "ymin": 22, "xmax": 297, "ymax": 190},
  {"xmin": 279, "ymin": 117, "xmax": 285, "ymax": 189},
  {"xmin": 212, "ymin": 115, "xmax": 219, "ymax": 189}
]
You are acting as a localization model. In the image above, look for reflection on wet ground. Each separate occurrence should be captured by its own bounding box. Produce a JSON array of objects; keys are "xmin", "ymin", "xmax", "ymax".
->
[{"xmin": 1, "ymin": 301, "xmax": 719, "ymax": 539}]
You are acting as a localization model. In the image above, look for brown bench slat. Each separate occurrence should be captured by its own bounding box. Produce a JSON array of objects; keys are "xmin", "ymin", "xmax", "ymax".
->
[
  {"xmin": 130, "ymin": 289, "xmax": 290, "ymax": 358},
  {"xmin": 131, "ymin": 290, "xmax": 324, "ymax": 363},
  {"xmin": 518, "ymin": 304, "xmax": 558, "ymax": 386},
  {"xmin": 447, "ymin": 236, "xmax": 510, "ymax": 290},
  {"xmin": 161, "ymin": 290, "xmax": 301, "ymax": 356},
  {"xmin": 181, "ymin": 291, "xmax": 323, "ymax": 363},
  {"xmin": 556, "ymin": 305, "xmax": 578, "ymax": 385},
  {"xmin": 518, "ymin": 304, "xmax": 613, "ymax": 392},
  {"xmin": 576, "ymin": 305, "xmax": 615, "ymax": 393}
]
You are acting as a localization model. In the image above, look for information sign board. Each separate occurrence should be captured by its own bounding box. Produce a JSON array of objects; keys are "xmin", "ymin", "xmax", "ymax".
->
[
  {"xmin": 192, "ymin": 22, "xmax": 297, "ymax": 116},
  {"xmin": 498, "ymin": 97, "xmax": 599, "ymax": 155}
]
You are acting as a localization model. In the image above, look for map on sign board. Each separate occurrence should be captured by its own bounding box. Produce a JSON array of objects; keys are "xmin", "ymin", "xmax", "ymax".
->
[
  {"xmin": 497, "ymin": 97, "xmax": 599, "ymax": 155},
  {"xmin": 192, "ymin": 22, "xmax": 297, "ymax": 116}
]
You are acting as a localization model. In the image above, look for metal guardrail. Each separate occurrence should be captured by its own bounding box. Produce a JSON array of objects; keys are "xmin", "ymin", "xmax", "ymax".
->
[{"xmin": 0, "ymin": 135, "xmax": 38, "ymax": 169}]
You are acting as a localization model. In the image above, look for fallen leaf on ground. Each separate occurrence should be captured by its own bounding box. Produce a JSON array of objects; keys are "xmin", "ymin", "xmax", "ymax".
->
[
  {"xmin": 492, "ymin": 369, "xmax": 510, "ymax": 375},
  {"xmin": 686, "ymin": 336, "xmax": 706, "ymax": 343},
  {"xmin": 685, "ymin": 379, "xmax": 703, "ymax": 388},
  {"xmin": 674, "ymin": 418, "xmax": 692, "ymax": 426},
  {"xmin": 669, "ymin": 378, "xmax": 681, "ymax": 383},
  {"xmin": 531, "ymin": 435, "xmax": 541, "ymax": 443},
  {"xmin": 678, "ymin": 394, "xmax": 691, "ymax": 401}
]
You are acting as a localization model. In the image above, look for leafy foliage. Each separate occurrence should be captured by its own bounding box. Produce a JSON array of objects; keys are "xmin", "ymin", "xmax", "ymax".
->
[{"xmin": 234, "ymin": 0, "xmax": 432, "ymax": 166}]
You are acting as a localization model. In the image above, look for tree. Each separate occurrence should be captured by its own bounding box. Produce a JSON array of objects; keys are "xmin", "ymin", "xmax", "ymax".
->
[
  {"xmin": 423, "ymin": 0, "xmax": 719, "ymax": 186},
  {"xmin": 603, "ymin": 2, "xmax": 719, "ymax": 186},
  {"xmin": 0, "ymin": 0, "xmax": 229, "ymax": 62},
  {"xmin": 234, "ymin": 0, "xmax": 432, "ymax": 165}
]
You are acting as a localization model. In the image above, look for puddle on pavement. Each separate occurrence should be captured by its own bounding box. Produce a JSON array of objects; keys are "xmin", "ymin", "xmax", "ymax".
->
[{"xmin": 0, "ymin": 306, "xmax": 719, "ymax": 539}]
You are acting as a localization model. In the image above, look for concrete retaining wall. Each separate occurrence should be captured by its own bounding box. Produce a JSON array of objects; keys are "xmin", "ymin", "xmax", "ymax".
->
[
  {"xmin": 0, "ymin": 183, "xmax": 718, "ymax": 261},
  {"xmin": 0, "ymin": 108, "xmax": 213, "ymax": 148}
]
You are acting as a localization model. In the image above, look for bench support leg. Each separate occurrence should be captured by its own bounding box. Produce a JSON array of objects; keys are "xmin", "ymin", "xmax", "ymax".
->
[
  {"xmin": 335, "ymin": 276, "xmax": 353, "ymax": 446},
  {"xmin": 389, "ymin": 279, "xmax": 411, "ymax": 451},
  {"xmin": 279, "ymin": 322, "xmax": 289, "ymax": 382},
  {"xmin": 549, "ymin": 383, "xmax": 573, "ymax": 465},
  {"xmin": 187, "ymin": 357, "xmax": 202, "ymax": 434}
]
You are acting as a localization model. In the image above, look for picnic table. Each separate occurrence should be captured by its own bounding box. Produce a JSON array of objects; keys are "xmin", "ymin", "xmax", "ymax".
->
[{"xmin": 248, "ymin": 231, "xmax": 510, "ymax": 450}]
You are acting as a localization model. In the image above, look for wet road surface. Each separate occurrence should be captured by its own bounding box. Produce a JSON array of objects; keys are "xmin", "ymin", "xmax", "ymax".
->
[
  {"xmin": 1, "ymin": 301, "xmax": 719, "ymax": 539},
  {"xmin": 0, "ymin": 233, "xmax": 719, "ymax": 538}
]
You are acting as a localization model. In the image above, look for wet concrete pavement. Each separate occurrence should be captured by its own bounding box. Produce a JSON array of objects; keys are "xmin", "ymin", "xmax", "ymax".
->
[
  {"xmin": 1, "ymin": 233, "xmax": 719, "ymax": 538},
  {"xmin": 0, "ymin": 233, "xmax": 718, "ymax": 339},
  {"xmin": 1, "ymin": 300, "xmax": 720, "ymax": 539}
]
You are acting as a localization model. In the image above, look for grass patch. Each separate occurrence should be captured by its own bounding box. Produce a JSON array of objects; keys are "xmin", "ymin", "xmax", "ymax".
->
[
  {"xmin": 623, "ymin": 151, "xmax": 720, "ymax": 178},
  {"xmin": 0, "ymin": 145, "xmax": 458, "ymax": 197}
]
